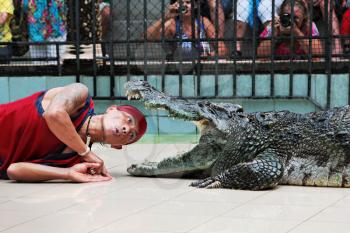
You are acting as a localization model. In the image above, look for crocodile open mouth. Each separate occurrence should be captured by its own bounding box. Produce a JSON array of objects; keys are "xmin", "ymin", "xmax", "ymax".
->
[
  {"xmin": 125, "ymin": 80, "xmax": 203, "ymax": 122},
  {"xmin": 124, "ymin": 80, "xmax": 243, "ymax": 134}
]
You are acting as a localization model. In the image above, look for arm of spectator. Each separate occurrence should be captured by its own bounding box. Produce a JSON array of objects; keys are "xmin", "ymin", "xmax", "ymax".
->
[
  {"xmin": 293, "ymin": 24, "xmax": 323, "ymax": 57},
  {"xmin": 257, "ymin": 39, "xmax": 273, "ymax": 59},
  {"xmin": 257, "ymin": 22, "xmax": 278, "ymax": 59},
  {"xmin": 0, "ymin": 12, "xmax": 10, "ymax": 25},
  {"xmin": 145, "ymin": 18, "xmax": 175, "ymax": 40},
  {"xmin": 145, "ymin": 3, "xmax": 178, "ymax": 40},
  {"xmin": 207, "ymin": 0, "xmax": 225, "ymax": 38},
  {"xmin": 203, "ymin": 16, "xmax": 218, "ymax": 56},
  {"xmin": 318, "ymin": 0, "xmax": 342, "ymax": 54},
  {"xmin": 207, "ymin": 0, "xmax": 227, "ymax": 55}
]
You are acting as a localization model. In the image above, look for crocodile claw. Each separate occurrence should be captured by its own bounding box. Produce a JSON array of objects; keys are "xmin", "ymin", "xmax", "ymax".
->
[{"xmin": 190, "ymin": 177, "xmax": 223, "ymax": 189}]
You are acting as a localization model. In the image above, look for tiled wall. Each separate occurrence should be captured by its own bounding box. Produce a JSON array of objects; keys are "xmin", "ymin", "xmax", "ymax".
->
[{"xmin": 0, "ymin": 74, "xmax": 349, "ymax": 135}]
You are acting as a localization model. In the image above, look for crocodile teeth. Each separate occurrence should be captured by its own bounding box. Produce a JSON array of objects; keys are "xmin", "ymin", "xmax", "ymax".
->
[{"xmin": 127, "ymin": 95, "xmax": 132, "ymax": 100}]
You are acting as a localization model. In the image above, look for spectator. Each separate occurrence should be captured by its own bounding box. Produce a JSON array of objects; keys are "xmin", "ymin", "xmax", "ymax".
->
[
  {"xmin": 305, "ymin": 0, "xmax": 343, "ymax": 55},
  {"xmin": 233, "ymin": 0, "xmax": 284, "ymax": 56},
  {"xmin": 257, "ymin": 0, "xmax": 323, "ymax": 58},
  {"xmin": 340, "ymin": 0, "xmax": 350, "ymax": 54},
  {"xmin": 99, "ymin": 0, "xmax": 110, "ymax": 40},
  {"xmin": 146, "ymin": 0, "xmax": 217, "ymax": 58},
  {"xmin": 199, "ymin": 0, "xmax": 231, "ymax": 55},
  {"xmin": 23, "ymin": 0, "xmax": 67, "ymax": 64},
  {"xmin": 0, "ymin": 0, "xmax": 14, "ymax": 62}
]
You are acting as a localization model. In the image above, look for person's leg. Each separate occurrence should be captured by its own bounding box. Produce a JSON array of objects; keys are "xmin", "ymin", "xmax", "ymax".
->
[
  {"xmin": 319, "ymin": 0, "xmax": 342, "ymax": 55},
  {"xmin": 99, "ymin": 2, "xmax": 110, "ymax": 40},
  {"xmin": 233, "ymin": 0, "xmax": 250, "ymax": 55}
]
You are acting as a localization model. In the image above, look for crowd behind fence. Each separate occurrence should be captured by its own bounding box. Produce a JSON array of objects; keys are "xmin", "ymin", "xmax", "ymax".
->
[{"xmin": 0, "ymin": 0, "xmax": 350, "ymax": 76}]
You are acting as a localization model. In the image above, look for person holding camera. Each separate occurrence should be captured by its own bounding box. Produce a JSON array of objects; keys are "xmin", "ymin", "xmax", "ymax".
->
[
  {"xmin": 257, "ymin": 0, "xmax": 323, "ymax": 59},
  {"xmin": 0, "ymin": 0, "xmax": 14, "ymax": 63},
  {"xmin": 146, "ymin": 0, "xmax": 217, "ymax": 58}
]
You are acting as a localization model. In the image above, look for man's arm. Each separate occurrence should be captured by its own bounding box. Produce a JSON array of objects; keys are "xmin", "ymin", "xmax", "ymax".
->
[
  {"xmin": 7, "ymin": 162, "xmax": 112, "ymax": 182},
  {"xmin": 43, "ymin": 83, "xmax": 90, "ymax": 156}
]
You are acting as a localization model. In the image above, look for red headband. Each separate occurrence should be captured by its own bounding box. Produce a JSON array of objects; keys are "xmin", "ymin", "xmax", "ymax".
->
[{"xmin": 116, "ymin": 105, "xmax": 147, "ymax": 144}]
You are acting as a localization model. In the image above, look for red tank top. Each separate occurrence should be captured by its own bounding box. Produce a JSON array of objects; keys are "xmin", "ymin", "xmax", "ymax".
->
[{"xmin": 0, "ymin": 91, "xmax": 94, "ymax": 178}]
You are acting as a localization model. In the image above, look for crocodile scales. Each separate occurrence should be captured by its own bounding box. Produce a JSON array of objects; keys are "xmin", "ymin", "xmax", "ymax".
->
[{"xmin": 125, "ymin": 80, "xmax": 350, "ymax": 190}]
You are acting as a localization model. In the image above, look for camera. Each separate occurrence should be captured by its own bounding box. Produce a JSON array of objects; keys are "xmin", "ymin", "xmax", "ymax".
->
[
  {"xmin": 178, "ymin": 5, "xmax": 188, "ymax": 14},
  {"xmin": 280, "ymin": 13, "xmax": 293, "ymax": 27}
]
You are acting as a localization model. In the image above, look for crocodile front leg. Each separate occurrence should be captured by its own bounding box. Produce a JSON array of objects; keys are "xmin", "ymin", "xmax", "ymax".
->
[{"xmin": 191, "ymin": 152, "xmax": 284, "ymax": 190}]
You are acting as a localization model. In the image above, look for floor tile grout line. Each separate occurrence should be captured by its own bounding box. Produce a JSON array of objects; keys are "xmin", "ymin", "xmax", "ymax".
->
[
  {"xmin": 183, "ymin": 189, "xmax": 273, "ymax": 233},
  {"xmin": 284, "ymin": 193, "xmax": 349, "ymax": 233}
]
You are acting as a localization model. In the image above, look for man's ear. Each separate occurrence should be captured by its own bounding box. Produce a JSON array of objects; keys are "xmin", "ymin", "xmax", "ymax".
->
[
  {"xmin": 106, "ymin": 105, "xmax": 118, "ymax": 113},
  {"xmin": 111, "ymin": 144, "xmax": 123, "ymax": 150}
]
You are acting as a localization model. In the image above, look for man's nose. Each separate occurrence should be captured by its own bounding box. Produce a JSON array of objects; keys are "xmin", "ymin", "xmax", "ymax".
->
[{"xmin": 122, "ymin": 125, "xmax": 130, "ymax": 134}]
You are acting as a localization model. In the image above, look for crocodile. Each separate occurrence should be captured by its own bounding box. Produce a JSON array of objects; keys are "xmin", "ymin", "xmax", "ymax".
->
[{"xmin": 125, "ymin": 80, "xmax": 350, "ymax": 190}]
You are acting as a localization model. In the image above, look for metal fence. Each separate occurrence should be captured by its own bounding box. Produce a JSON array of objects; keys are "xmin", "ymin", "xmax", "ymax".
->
[{"xmin": 1, "ymin": 0, "xmax": 350, "ymax": 82}]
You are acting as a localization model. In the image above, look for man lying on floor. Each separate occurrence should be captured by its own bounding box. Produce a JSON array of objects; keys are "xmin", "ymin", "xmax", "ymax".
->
[{"xmin": 0, "ymin": 83, "xmax": 147, "ymax": 182}]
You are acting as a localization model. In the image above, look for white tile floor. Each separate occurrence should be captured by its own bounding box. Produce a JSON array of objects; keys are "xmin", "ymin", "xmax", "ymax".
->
[{"xmin": 1, "ymin": 144, "xmax": 350, "ymax": 233}]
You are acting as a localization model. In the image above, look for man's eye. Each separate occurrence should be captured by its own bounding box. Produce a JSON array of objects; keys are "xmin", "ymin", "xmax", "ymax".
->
[{"xmin": 129, "ymin": 131, "xmax": 137, "ymax": 141}]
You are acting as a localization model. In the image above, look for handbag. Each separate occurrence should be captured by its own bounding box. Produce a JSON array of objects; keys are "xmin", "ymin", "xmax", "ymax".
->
[{"xmin": 10, "ymin": 0, "xmax": 29, "ymax": 57}]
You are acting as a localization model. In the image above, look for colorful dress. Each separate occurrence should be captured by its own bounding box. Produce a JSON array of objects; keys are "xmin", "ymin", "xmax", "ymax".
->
[
  {"xmin": 0, "ymin": 91, "xmax": 94, "ymax": 179},
  {"xmin": 175, "ymin": 18, "xmax": 211, "ymax": 57},
  {"xmin": 22, "ymin": 0, "xmax": 67, "ymax": 42}
]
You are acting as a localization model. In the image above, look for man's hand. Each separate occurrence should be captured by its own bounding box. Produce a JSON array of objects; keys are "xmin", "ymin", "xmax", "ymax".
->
[
  {"xmin": 68, "ymin": 163, "xmax": 112, "ymax": 182},
  {"xmin": 82, "ymin": 151, "xmax": 112, "ymax": 178}
]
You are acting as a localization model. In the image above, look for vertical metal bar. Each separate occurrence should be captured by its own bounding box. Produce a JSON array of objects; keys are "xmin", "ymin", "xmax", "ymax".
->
[
  {"xmin": 161, "ymin": 0, "xmax": 166, "ymax": 92},
  {"xmin": 56, "ymin": 44, "xmax": 62, "ymax": 75},
  {"xmin": 289, "ymin": 0, "xmax": 295, "ymax": 97},
  {"xmin": 75, "ymin": 0, "xmax": 81, "ymax": 82},
  {"xmin": 270, "ymin": 0, "xmax": 275, "ymax": 97},
  {"xmin": 232, "ymin": 0, "xmax": 237, "ymax": 98},
  {"xmin": 92, "ymin": 0, "xmax": 97, "ymax": 97},
  {"xmin": 214, "ymin": 0, "xmax": 219, "ymax": 97},
  {"xmin": 143, "ymin": 0, "xmax": 148, "ymax": 80},
  {"xmin": 307, "ymin": 0, "xmax": 313, "ymax": 98},
  {"xmin": 325, "ymin": 0, "xmax": 331, "ymax": 108},
  {"xmin": 126, "ymin": 0, "xmax": 131, "ymax": 80},
  {"xmin": 190, "ymin": 0, "xmax": 197, "ymax": 97},
  {"xmin": 109, "ymin": 0, "xmax": 115, "ymax": 97},
  {"xmin": 196, "ymin": 0, "xmax": 201, "ymax": 97},
  {"xmin": 178, "ymin": 0, "xmax": 184, "ymax": 92},
  {"xmin": 161, "ymin": 0, "xmax": 166, "ymax": 91},
  {"xmin": 251, "ymin": 0, "xmax": 256, "ymax": 97}
]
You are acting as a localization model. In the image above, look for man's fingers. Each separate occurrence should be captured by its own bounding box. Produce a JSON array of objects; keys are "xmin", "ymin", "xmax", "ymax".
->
[
  {"xmin": 101, "ymin": 166, "xmax": 113, "ymax": 178},
  {"xmin": 86, "ymin": 175, "xmax": 112, "ymax": 182},
  {"xmin": 82, "ymin": 162, "xmax": 101, "ymax": 168}
]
